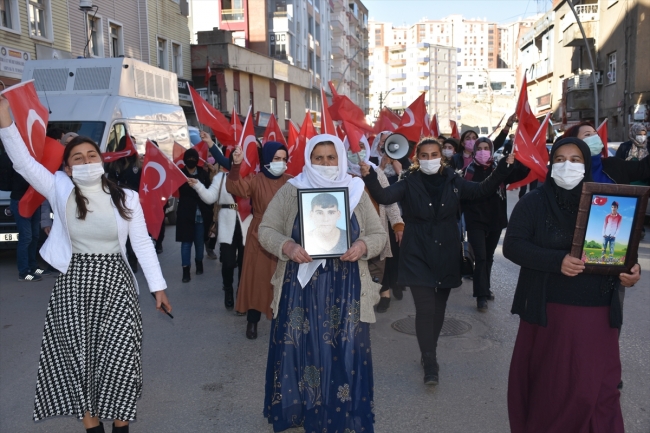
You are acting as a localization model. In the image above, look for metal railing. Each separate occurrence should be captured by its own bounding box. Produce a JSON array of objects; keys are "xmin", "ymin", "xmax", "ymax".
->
[{"xmin": 221, "ymin": 8, "xmax": 244, "ymax": 21}]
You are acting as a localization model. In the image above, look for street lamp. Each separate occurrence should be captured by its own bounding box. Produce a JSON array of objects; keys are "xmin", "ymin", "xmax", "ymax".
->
[{"xmin": 378, "ymin": 88, "xmax": 395, "ymax": 111}]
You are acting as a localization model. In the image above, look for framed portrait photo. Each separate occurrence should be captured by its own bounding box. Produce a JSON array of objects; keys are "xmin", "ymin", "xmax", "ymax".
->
[
  {"xmin": 570, "ymin": 183, "xmax": 650, "ymax": 275},
  {"xmin": 298, "ymin": 188, "xmax": 351, "ymax": 259}
]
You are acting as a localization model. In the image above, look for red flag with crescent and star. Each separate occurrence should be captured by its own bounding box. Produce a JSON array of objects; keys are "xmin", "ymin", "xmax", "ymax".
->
[
  {"xmin": 188, "ymin": 84, "xmax": 234, "ymax": 146},
  {"xmin": 237, "ymin": 106, "xmax": 259, "ymax": 179},
  {"xmin": 139, "ymin": 140, "xmax": 187, "ymax": 237},
  {"xmin": 286, "ymin": 120, "xmax": 302, "ymax": 176},
  {"xmin": 394, "ymin": 93, "xmax": 426, "ymax": 143},
  {"xmin": 262, "ymin": 113, "xmax": 287, "ymax": 146},
  {"xmin": 19, "ymin": 137, "xmax": 64, "ymax": 217},
  {"xmin": 341, "ymin": 120, "xmax": 364, "ymax": 153},
  {"xmin": 450, "ymin": 119, "xmax": 460, "ymax": 140},
  {"xmin": 429, "ymin": 113, "xmax": 440, "ymax": 138},
  {"xmin": 593, "ymin": 196, "xmax": 608, "ymax": 206},
  {"xmin": 1, "ymin": 80, "xmax": 48, "ymax": 162},
  {"xmin": 507, "ymin": 112, "xmax": 550, "ymax": 190},
  {"xmin": 103, "ymin": 133, "xmax": 138, "ymax": 162},
  {"xmin": 597, "ymin": 119, "xmax": 609, "ymax": 158}
]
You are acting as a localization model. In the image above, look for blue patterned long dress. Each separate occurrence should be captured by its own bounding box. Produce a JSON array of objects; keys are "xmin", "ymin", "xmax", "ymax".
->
[{"xmin": 264, "ymin": 215, "xmax": 375, "ymax": 433}]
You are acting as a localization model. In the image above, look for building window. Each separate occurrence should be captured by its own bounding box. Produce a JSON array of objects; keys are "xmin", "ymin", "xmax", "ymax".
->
[
  {"xmin": 28, "ymin": 0, "xmax": 51, "ymax": 40},
  {"xmin": 157, "ymin": 38, "xmax": 168, "ymax": 70},
  {"xmin": 284, "ymin": 100, "xmax": 291, "ymax": 119},
  {"xmin": 0, "ymin": 0, "xmax": 19, "ymax": 31},
  {"xmin": 607, "ymin": 52, "xmax": 616, "ymax": 84},
  {"xmin": 270, "ymin": 97, "xmax": 277, "ymax": 117},
  {"xmin": 172, "ymin": 43, "xmax": 182, "ymax": 76},
  {"xmin": 87, "ymin": 15, "xmax": 103, "ymax": 57},
  {"xmin": 234, "ymin": 90, "xmax": 240, "ymax": 114},
  {"xmin": 109, "ymin": 22, "xmax": 123, "ymax": 58}
]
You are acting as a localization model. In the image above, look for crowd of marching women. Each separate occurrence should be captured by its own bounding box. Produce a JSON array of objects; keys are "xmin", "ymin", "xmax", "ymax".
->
[{"xmin": 0, "ymin": 77, "xmax": 648, "ymax": 433}]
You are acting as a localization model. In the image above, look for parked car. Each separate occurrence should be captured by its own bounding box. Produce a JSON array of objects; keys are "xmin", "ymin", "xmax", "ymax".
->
[{"xmin": 0, "ymin": 146, "xmax": 18, "ymax": 249}]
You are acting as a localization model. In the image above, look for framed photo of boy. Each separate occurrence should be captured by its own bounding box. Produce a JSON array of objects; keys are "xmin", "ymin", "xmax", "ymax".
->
[
  {"xmin": 570, "ymin": 182, "xmax": 650, "ymax": 275},
  {"xmin": 298, "ymin": 188, "xmax": 351, "ymax": 259}
]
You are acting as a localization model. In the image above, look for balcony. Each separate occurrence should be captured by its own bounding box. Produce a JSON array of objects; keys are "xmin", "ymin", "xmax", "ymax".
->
[
  {"xmin": 417, "ymin": 42, "xmax": 430, "ymax": 50},
  {"xmin": 418, "ymin": 71, "xmax": 430, "ymax": 78},
  {"xmin": 331, "ymin": 12, "xmax": 346, "ymax": 32},
  {"xmin": 417, "ymin": 56, "xmax": 430, "ymax": 64},
  {"xmin": 418, "ymin": 85, "xmax": 430, "ymax": 92},
  {"xmin": 562, "ymin": 4, "xmax": 599, "ymax": 47},
  {"xmin": 389, "ymin": 44, "xmax": 406, "ymax": 53},
  {"xmin": 221, "ymin": 8, "xmax": 244, "ymax": 21},
  {"xmin": 565, "ymin": 72, "xmax": 602, "ymax": 91},
  {"xmin": 389, "ymin": 58, "xmax": 406, "ymax": 67},
  {"xmin": 332, "ymin": 45, "xmax": 345, "ymax": 58},
  {"xmin": 526, "ymin": 58, "xmax": 552, "ymax": 81},
  {"xmin": 347, "ymin": 33, "xmax": 360, "ymax": 47},
  {"xmin": 393, "ymin": 87, "xmax": 407, "ymax": 94},
  {"xmin": 389, "ymin": 73, "xmax": 406, "ymax": 80}
]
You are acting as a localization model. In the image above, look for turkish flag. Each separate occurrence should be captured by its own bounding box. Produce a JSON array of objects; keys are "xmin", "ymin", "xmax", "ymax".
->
[
  {"xmin": 237, "ymin": 107, "xmax": 259, "ymax": 179},
  {"xmin": 593, "ymin": 196, "xmax": 608, "ymax": 206},
  {"xmin": 231, "ymin": 107, "xmax": 243, "ymax": 144},
  {"xmin": 597, "ymin": 119, "xmax": 608, "ymax": 158},
  {"xmin": 341, "ymin": 120, "xmax": 364, "ymax": 153},
  {"xmin": 336, "ymin": 124, "xmax": 346, "ymax": 140},
  {"xmin": 507, "ymin": 113, "xmax": 550, "ymax": 190},
  {"xmin": 103, "ymin": 133, "xmax": 137, "ymax": 162},
  {"xmin": 429, "ymin": 113, "xmax": 440, "ymax": 137},
  {"xmin": 188, "ymin": 84, "xmax": 234, "ymax": 146},
  {"xmin": 515, "ymin": 77, "xmax": 541, "ymax": 142},
  {"xmin": 395, "ymin": 93, "xmax": 429, "ymax": 143},
  {"xmin": 329, "ymin": 94, "xmax": 373, "ymax": 133},
  {"xmin": 373, "ymin": 107, "xmax": 400, "ymax": 134},
  {"xmin": 286, "ymin": 120, "xmax": 303, "ymax": 176},
  {"xmin": 173, "ymin": 141, "xmax": 186, "ymax": 169},
  {"xmin": 422, "ymin": 112, "xmax": 432, "ymax": 137},
  {"xmin": 193, "ymin": 140, "xmax": 209, "ymax": 167},
  {"xmin": 328, "ymin": 80, "xmax": 339, "ymax": 98},
  {"xmin": 18, "ymin": 137, "xmax": 64, "ymax": 217},
  {"xmin": 139, "ymin": 140, "xmax": 187, "ymax": 237},
  {"xmin": 320, "ymin": 87, "xmax": 336, "ymax": 135},
  {"xmin": 1, "ymin": 80, "xmax": 48, "ymax": 162},
  {"xmin": 450, "ymin": 120, "xmax": 460, "ymax": 140},
  {"xmin": 263, "ymin": 113, "xmax": 287, "ymax": 146}
]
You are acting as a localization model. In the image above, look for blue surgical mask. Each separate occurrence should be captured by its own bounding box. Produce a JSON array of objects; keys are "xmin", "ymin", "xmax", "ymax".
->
[
  {"xmin": 583, "ymin": 134, "xmax": 604, "ymax": 156},
  {"xmin": 347, "ymin": 149, "xmax": 366, "ymax": 164}
]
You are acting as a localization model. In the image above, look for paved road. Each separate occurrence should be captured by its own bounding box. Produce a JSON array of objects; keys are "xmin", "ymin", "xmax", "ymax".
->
[{"xmin": 1, "ymin": 191, "xmax": 649, "ymax": 433}]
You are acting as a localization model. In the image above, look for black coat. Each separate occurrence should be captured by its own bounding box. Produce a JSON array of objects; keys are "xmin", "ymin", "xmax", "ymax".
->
[
  {"xmin": 0, "ymin": 152, "xmax": 30, "ymax": 200},
  {"xmin": 175, "ymin": 167, "xmax": 213, "ymax": 243},
  {"xmin": 363, "ymin": 159, "xmax": 514, "ymax": 289},
  {"xmin": 601, "ymin": 154, "xmax": 650, "ymax": 184}
]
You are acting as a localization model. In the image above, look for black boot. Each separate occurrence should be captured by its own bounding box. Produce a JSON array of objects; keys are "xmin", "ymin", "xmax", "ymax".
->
[
  {"xmin": 376, "ymin": 297, "xmax": 390, "ymax": 313},
  {"xmin": 477, "ymin": 296, "xmax": 488, "ymax": 312},
  {"xmin": 112, "ymin": 423, "xmax": 129, "ymax": 433},
  {"xmin": 421, "ymin": 352, "xmax": 439, "ymax": 385},
  {"xmin": 195, "ymin": 260, "xmax": 203, "ymax": 275},
  {"xmin": 246, "ymin": 321, "xmax": 258, "ymax": 339},
  {"xmin": 224, "ymin": 286, "xmax": 234, "ymax": 310},
  {"xmin": 86, "ymin": 422, "xmax": 105, "ymax": 433},
  {"xmin": 182, "ymin": 266, "xmax": 191, "ymax": 283}
]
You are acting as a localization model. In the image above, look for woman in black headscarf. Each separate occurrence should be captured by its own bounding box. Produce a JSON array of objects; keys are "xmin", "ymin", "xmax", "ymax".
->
[{"xmin": 503, "ymin": 137, "xmax": 641, "ymax": 433}]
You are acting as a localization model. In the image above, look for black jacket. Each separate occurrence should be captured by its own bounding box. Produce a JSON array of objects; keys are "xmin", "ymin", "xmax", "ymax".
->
[
  {"xmin": 0, "ymin": 152, "xmax": 30, "ymax": 200},
  {"xmin": 503, "ymin": 189, "xmax": 621, "ymax": 328},
  {"xmin": 601, "ymin": 155, "xmax": 650, "ymax": 184},
  {"xmin": 614, "ymin": 140, "xmax": 634, "ymax": 160},
  {"xmin": 363, "ymin": 159, "xmax": 514, "ymax": 289},
  {"xmin": 175, "ymin": 167, "xmax": 213, "ymax": 243},
  {"xmin": 461, "ymin": 160, "xmax": 529, "ymax": 231}
]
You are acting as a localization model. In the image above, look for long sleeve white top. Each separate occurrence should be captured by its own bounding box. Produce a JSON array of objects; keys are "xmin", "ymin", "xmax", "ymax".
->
[{"xmin": 0, "ymin": 123, "xmax": 166, "ymax": 293}]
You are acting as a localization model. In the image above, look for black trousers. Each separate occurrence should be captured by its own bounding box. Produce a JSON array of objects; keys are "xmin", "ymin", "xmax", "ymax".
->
[
  {"xmin": 467, "ymin": 228, "xmax": 502, "ymax": 298},
  {"xmin": 220, "ymin": 220, "xmax": 244, "ymax": 288},
  {"xmin": 410, "ymin": 286, "xmax": 452, "ymax": 357}
]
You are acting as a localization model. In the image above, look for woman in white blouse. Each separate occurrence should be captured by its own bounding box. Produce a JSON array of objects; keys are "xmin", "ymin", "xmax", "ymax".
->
[{"xmin": 0, "ymin": 96, "xmax": 171, "ymax": 433}]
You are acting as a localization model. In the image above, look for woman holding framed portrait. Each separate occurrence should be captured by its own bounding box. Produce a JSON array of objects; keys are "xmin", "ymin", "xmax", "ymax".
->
[
  {"xmin": 503, "ymin": 137, "xmax": 641, "ymax": 433},
  {"xmin": 359, "ymin": 137, "xmax": 516, "ymax": 386},
  {"xmin": 258, "ymin": 134, "xmax": 386, "ymax": 433}
]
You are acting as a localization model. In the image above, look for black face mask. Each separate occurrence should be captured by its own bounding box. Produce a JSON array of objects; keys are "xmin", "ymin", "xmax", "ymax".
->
[{"xmin": 185, "ymin": 159, "xmax": 198, "ymax": 169}]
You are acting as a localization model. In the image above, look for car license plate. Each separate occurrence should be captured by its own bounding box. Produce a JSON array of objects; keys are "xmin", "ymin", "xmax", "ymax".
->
[{"xmin": 1, "ymin": 233, "xmax": 19, "ymax": 242}]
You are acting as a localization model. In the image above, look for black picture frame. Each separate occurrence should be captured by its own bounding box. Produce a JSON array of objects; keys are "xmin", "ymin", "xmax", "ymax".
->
[
  {"xmin": 298, "ymin": 188, "xmax": 351, "ymax": 259},
  {"xmin": 570, "ymin": 182, "xmax": 650, "ymax": 275}
]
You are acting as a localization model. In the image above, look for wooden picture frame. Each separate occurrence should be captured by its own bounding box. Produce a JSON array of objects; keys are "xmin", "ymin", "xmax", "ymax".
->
[
  {"xmin": 298, "ymin": 188, "xmax": 351, "ymax": 259},
  {"xmin": 570, "ymin": 182, "xmax": 650, "ymax": 275}
]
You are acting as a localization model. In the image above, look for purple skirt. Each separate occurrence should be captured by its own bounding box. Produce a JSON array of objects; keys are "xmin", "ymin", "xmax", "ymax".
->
[{"xmin": 508, "ymin": 303, "xmax": 623, "ymax": 433}]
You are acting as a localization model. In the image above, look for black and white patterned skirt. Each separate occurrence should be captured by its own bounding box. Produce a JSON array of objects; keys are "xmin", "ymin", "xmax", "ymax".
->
[{"xmin": 33, "ymin": 253, "xmax": 143, "ymax": 422}]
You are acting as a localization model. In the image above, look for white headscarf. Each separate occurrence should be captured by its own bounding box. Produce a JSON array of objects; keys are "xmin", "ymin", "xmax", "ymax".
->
[
  {"xmin": 344, "ymin": 135, "xmax": 377, "ymax": 177},
  {"xmin": 287, "ymin": 134, "xmax": 366, "ymax": 287},
  {"xmin": 370, "ymin": 130, "xmax": 391, "ymax": 158}
]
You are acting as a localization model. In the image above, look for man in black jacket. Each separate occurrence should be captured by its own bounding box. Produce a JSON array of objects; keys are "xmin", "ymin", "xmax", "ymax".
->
[{"xmin": 0, "ymin": 141, "xmax": 49, "ymax": 281}]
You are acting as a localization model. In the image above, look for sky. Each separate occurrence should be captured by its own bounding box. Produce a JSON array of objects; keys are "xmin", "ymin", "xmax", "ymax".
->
[
  {"xmin": 364, "ymin": 0, "xmax": 551, "ymax": 25},
  {"xmin": 584, "ymin": 195, "xmax": 638, "ymax": 245}
]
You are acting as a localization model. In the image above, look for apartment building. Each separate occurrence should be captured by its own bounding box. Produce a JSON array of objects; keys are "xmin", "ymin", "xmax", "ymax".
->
[
  {"xmin": 214, "ymin": 0, "xmax": 331, "ymax": 113},
  {"xmin": 497, "ymin": 17, "xmax": 537, "ymax": 71},
  {"xmin": 330, "ymin": 0, "xmax": 369, "ymax": 114},
  {"xmin": 0, "ymin": 0, "xmax": 71, "ymax": 87},
  {"xmin": 191, "ymin": 28, "xmax": 312, "ymax": 132},
  {"xmin": 519, "ymin": 0, "xmax": 650, "ymax": 140}
]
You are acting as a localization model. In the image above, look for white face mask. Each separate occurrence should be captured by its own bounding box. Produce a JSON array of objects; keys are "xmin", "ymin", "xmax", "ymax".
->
[
  {"xmin": 71, "ymin": 163, "xmax": 105, "ymax": 184},
  {"xmin": 636, "ymin": 135, "xmax": 647, "ymax": 146},
  {"xmin": 442, "ymin": 149, "xmax": 454, "ymax": 159},
  {"xmin": 347, "ymin": 149, "xmax": 366, "ymax": 165},
  {"xmin": 583, "ymin": 134, "xmax": 604, "ymax": 156},
  {"xmin": 551, "ymin": 161, "xmax": 585, "ymax": 190},
  {"xmin": 313, "ymin": 164, "xmax": 339, "ymax": 181},
  {"xmin": 266, "ymin": 161, "xmax": 287, "ymax": 176},
  {"xmin": 419, "ymin": 158, "xmax": 441, "ymax": 175}
]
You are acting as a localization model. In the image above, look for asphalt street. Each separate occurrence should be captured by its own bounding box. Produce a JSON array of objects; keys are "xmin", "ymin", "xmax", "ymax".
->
[{"xmin": 1, "ymin": 190, "xmax": 649, "ymax": 433}]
